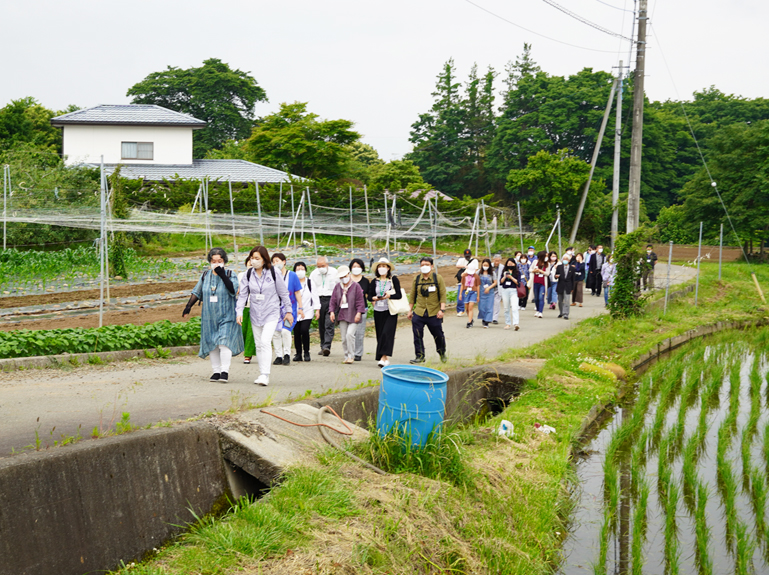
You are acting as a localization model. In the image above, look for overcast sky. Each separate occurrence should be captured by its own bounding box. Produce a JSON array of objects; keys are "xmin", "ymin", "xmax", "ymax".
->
[{"xmin": 3, "ymin": 0, "xmax": 766, "ymax": 160}]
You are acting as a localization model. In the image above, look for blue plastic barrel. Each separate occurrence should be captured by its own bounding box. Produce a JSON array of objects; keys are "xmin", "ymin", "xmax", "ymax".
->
[{"xmin": 376, "ymin": 364, "xmax": 449, "ymax": 446}]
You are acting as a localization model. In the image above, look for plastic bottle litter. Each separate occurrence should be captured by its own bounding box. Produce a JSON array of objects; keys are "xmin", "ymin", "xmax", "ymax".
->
[
  {"xmin": 497, "ymin": 420, "xmax": 515, "ymax": 438},
  {"xmin": 534, "ymin": 423, "xmax": 556, "ymax": 434}
]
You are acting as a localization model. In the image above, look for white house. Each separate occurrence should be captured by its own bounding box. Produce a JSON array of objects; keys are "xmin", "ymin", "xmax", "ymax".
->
[{"xmin": 50, "ymin": 104, "xmax": 298, "ymax": 184}]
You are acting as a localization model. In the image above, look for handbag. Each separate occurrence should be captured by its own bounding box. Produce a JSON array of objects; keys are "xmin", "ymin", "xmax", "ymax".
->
[
  {"xmin": 517, "ymin": 283, "xmax": 527, "ymax": 298},
  {"xmin": 387, "ymin": 289, "xmax": 411, "ymax": 315}
]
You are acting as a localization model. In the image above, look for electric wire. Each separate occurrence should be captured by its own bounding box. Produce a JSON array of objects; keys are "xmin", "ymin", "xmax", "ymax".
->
[
  {"xmin": 541, "ymin": 0, "xmax": 635, "ymax": 42},
  {"xmin": 461, "ymin": 0, "xmax": 621, "ymax": 53}
]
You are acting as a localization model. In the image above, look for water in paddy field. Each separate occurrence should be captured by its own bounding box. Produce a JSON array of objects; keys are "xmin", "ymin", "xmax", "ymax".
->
[{"xmin": 559, "ymin": 335, "xmax": 769, "ymax": 575}]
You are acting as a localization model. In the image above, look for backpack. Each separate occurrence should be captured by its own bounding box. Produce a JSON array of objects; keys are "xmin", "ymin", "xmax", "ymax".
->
[{"xmin": 415, "ymin": 272, "xmax": 439, "ymax": 296}]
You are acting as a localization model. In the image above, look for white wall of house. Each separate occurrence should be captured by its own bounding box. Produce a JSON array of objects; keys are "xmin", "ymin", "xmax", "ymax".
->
[{"xmin": 61, "ymin": 125, "xmax": 194, "ymax": 165}]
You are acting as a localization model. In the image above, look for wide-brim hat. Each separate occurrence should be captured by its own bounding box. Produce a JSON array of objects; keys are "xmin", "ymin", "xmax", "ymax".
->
[
  {"xmin": 336, "ymin": 265, "xmax": 351, "ymax": 278},
  {"xmin": 375, "ymin": 257, "xmax": 395, "ymax": 272}
]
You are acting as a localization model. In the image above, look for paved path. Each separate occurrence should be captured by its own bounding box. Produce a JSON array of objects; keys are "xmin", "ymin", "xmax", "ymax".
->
[{"xmin": 0, "ymin": 266, "xmax": 696, "ymax": 457}]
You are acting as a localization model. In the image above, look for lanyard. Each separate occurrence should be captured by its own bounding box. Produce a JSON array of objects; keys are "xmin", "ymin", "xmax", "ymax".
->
[
  {"xmin": 378, "ymin": 279, "xmax": 388, "ymax": 297},
  {"xmin": 253, "ymin": 269, "xmax": 267, "ymax": 294}
]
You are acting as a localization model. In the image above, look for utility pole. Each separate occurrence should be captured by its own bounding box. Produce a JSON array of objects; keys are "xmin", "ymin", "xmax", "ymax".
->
[
  {"xmin": 627, "ymin": 0, "xmax": 648, "ymax": 234},
  {"xmin": 611, "ymin": 61, "xmax": 624, "ymax": 248}
]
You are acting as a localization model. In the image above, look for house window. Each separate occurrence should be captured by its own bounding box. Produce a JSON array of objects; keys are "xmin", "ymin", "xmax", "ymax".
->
[{"xmin": 121, "ymin": 142, "xmax": 153, "ymax": 160}]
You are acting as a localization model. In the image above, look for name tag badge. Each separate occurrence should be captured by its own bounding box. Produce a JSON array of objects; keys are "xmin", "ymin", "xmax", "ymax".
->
[
  {"xmin": 209, "ymin": 296, "xmax": 218, "ymax": 303},
  {"xmin": 341, "ymin": 303, "xmax": 349, "ymax": 309},
  {"xmin": 255, "ymin": 294, "xmax": 265, "ymax": 301},
  {"xmin": 428, "ymin": 286, "xmax": 436, "ymax": 292}
]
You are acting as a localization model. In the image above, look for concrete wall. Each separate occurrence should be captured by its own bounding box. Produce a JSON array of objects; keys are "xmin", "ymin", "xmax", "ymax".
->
[
  {"xmin": 62, "ymin": 124, "xmax": 193, "ymax": 165},
  {"xmin": 0, "ymin": 423, "xmax": 229, "ymax": 575}
]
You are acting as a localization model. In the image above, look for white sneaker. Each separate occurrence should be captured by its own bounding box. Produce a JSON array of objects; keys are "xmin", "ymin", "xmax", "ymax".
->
[
  {"xmin": 382, "ymin": 359, "xmax": 390, "ymax": 367},
  {"xmin": 254, "ymin": 374, "xmax": 269, "ymax": 386}
]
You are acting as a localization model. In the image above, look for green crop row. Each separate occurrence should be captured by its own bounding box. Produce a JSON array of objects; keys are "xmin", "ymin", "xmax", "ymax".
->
[{"xmin": 0, "ymin": 319, "xmax": 201, "ymax": 359}]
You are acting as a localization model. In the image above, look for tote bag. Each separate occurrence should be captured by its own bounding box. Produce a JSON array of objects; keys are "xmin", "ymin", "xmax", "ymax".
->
[
  {"xmin": 387, "ymin": 289, "xmax": 411, "ymax": 315},
  {"xmin": 517, "ymin": 283, "xmax": 527, "ymax": 299}
]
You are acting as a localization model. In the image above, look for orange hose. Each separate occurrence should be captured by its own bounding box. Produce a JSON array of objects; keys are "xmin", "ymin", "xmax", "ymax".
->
[{"xmin": 260, "ymin": 406, "xmax": 354, "ymax": 436}]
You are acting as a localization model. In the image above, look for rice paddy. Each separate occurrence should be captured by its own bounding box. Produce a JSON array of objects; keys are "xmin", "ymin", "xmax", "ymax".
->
[{"xmin": 559, "ymin": 328, "xmax": 769, "ymax": 574}]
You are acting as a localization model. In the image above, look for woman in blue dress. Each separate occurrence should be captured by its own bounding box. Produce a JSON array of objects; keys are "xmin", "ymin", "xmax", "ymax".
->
[
  {"xmin": 478, "ymin": 258, "xmax": 497, "ymax": 328},
  {"xmin": 183, "ymin": 247, "xmax": 244, "ymax": 383}
]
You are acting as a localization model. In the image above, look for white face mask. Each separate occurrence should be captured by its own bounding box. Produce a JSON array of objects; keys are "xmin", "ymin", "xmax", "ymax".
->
[
  {"xmin": 296, "ymin": 269, "xmax": 306, "ymax": 279},
  {"xmin": 251, "ymin": 258, "xmax": 263, "ymax": 269},
  {"xmin": 482, "ymin": 265, "xmax": 489, "ymax": 270},
  {"xmin": 351, "ymin": 267, "xmax": 362, "ymax": 276},
  {"xmin": 378, "ymin": 267, "xmax": 389, "ymax": 276},
  {"xmin": 647, "ymin": 250, "xmax": 652, "ymax": 254},
  {"xmin": 210, "ymin": 262, "xmax": 222, "ymax": 270},
  {"xmin": 274, "ymin": 261, "xmax": 284, "ymax": 270},
  {"xmin": 420, "ymin": 265, "xmax": 431, "ymax": 274},
  {"xmin": 318, "ymin": 266, "xmax": 328, "ymax": 275},
  {"xmin": 341, "ymin": 276, "xmax": 351, "ymax": 284},
  {"xmin": 528, "ymin": 251, "xmax": 534, "ymax": 256},
  {"xmin": 598, "ymin": 248, "xmax": 603, "ymax": 254}
]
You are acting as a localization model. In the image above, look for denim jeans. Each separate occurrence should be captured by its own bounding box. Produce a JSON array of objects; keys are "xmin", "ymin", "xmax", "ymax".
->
[
  {"xmin": 455, "ymin": 284, "xmax": 465, "ymax": 313},
  {"xmin": 533, "ymin": 283, "xmax": 545, "ymax": 313},
  {"xmin": 604, "ymin": 286, "xmax": 612, "ymax": 306},
  {"xmin": 547, "ymin": 284, "xmax": 557, "ymax": 305}
]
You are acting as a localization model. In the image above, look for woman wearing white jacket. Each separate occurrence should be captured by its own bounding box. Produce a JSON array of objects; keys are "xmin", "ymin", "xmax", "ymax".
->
[{"xmin": 292, "ymin": 261, "xmax": 321, "ymax": 362}]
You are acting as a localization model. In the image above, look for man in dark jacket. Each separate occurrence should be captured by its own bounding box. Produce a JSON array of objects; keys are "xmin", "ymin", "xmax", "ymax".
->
[
  {"xmin": 642, "ymin": 244, "xmax": 658, "ymax": 291},
  {"xmin": 555, "ymin": 254, "xmax": 576, "ymax": 319},
  {"xmin": 588, "ymin": 245, "xmax": 606, "ymax": 296}
]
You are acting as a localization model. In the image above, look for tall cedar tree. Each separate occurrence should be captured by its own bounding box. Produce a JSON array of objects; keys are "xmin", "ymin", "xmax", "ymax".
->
[{"xmin": 127, "ymin": 58, "xmax": 267, "ymax": 158}]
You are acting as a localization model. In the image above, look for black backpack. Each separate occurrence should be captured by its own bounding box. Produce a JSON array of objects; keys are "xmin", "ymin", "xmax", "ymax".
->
[{"xmin": 415, "ymin": 272, "xmax": 439, "ymax": 297}]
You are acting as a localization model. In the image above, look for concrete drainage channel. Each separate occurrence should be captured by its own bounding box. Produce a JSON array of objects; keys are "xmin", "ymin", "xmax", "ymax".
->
[{"xmin": 0, "ymin": 361, "xmax": 539, "ymax": 575}]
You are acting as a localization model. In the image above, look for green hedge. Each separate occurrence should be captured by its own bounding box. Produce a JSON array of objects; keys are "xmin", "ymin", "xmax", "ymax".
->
[{"xmin": 0, "ymin": 319, "xmax": 201, "ymax": 359}]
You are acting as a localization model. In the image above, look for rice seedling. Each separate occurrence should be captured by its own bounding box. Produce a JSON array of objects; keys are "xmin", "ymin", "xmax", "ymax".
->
[
  {"xmin": 657, "ymin": 434, "xmax": 672, "ymax": 508},
  {"xmin": 664, "ymin": 477, "xmax": 681, "ymax": 575},
  {"xmin": 594, "ymin": 511, "xmax": 613, "ymax": 575},
  {"xmin": 694, "ymin": 481, "xmax": 713, "ymax": 575},
  {"xmin": 749, "ymin": 465, "xmax": 767, "ymax": 541},
  {"xmin": 735, "ymin": 519, "xmax": 756, "ymax": 575},
  {"xmin": 764, "ymin": 423, "xmax": 769, "ymax": 477},
  {"xmin": 631, "ymin": 478, "xmax": 649, "ymax": 575},
  {"xmin": 681, "ymin": 434, "xmax": 700, "ymax": 515}
]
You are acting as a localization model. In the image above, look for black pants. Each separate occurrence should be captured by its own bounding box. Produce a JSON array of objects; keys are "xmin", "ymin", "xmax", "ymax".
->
[
  {"xmin": 374, "ymin": 310, "xmax": 398, "ymax": 359},
  {"xmin": 318, "ymin": 295, "xmax": 334, "ymax": 350},
  {"xmin": 412, "ymin": 311, "xmax": 446, "ymax": 359},
  {"xmin": 294, "ymin": 318, "xmax": 312, "ymax": 355}
]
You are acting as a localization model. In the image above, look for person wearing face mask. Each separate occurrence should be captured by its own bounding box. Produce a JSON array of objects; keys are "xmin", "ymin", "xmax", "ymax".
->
[
  {"xmin": 546, "ymin": 251, "xmax": 559, "ymax": 310},
  {"xmin": 292, "ymin": 262, "xmax": 320, "ymax": 362},
  {"xmin": 184, "ymin": 247, "xmax": 243, "ymax": 383},
  {"xmin": 584, "ymin": 245, "xmax": 595, "ymax": 293},
  {"xmin": 642, "ymin": 245, "xmax": 658, "ymax": 291},
  {"xmin": 309, "ymin": 256, "xmax": 338, "ymax": 356},
  {"xmin": 407, "ymin": 257, "xmax": 447, "ymax": 364},
  {"xmin": 529, "ymin": 250, "xmax": 549, "ymax": 318},
  {"xmin": 236, "ymin": 246, "xmax": 292, "ymax": 386},
  {"xmin": 588, "ymin": 245, "xmax": 606, "ymax": 297},
  {"xmin": 571, "ymin": 252, "xmax": 586, "ymax": 308},
  {"xmin": 237, "ymin": 257, "xmax": 256, "ymax": 364},
  {"xmin": 526, "ymin": 246, "xmax": 537, "ymax": 264},
  {"xmin": 460, "ymin": 259, "xmax": 480, "ymax": 328},
  {"xmin": 499, "ymin": 257, "xmax": 521, "ymax": 330},
  {"xmin": 601, "ymin": 255, "xmax": 618, "ymax": 307},
  {"xmin": 270, "ymin": 253, "xmax": 303, "ymax": 366},
  {"xmin": 368, "ymin": 257, "xmax": 401, "ymax": 367},
  {"xmin": 516, "ymin": 253, "xmax": 530, "ymax": 311},
  {"xmin": 554, "ymin": 253, "xmax": 575, "ymax": 320},
  {"xmin": 329, "ymin": 265, "xmax": 366, "ymax": 364},
  {"xmin": 478, "ymin": 258, "xmax": 498, "ymax": 328},
  {"xmin": 455, "ymin": 248, "xmax": 474, "ymax": 317},
  {"xmin": 491, "ymin": 254, "xmax": 504, "ymax": 324},
  {"xmin": 348, "ymin": 258, "xmax": 370, "ymax": 361}
]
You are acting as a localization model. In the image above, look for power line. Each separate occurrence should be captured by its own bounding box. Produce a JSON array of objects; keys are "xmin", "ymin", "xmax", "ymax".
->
[
  {"xmin": 461, "ymin": 0, "xmax": 621, "ymax": 54},
  {"xmin": 541, "ymin": 0, "xmax": 636, "ymax": 42},
  {"xmin": 595, "ymin": 0, "xmax": 634, "ymax": 12}
]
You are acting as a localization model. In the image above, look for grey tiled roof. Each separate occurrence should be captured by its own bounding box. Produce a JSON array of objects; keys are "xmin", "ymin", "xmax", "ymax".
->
[
  {"xmin": 51, "ymin": 105, "xmax": 206, "ymax": 127},
  {"xmin": 94, "ymin": 159, "xmax": 301, "ymax": 183}
]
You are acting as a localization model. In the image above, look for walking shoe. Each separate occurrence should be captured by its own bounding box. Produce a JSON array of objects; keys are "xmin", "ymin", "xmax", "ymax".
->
[
  {"xmin": 563, "ymin": 316, "xmax": 569, "ymax": 320},
  {"xmin": 343, "ymin": 357, "xmax": 354, "ymax": 364},
  {"xmin": 457, "ymin": 311, "xmax": 465, "ymax": 317},
  {"xmin": 482, "ymin": 321, "xmax": 489, "ymax": 328},
  {"xmin": 318, "ymin": 350, "xmax": 324, "ymax": 355},
  {"xmin": 283, "ymin": 354, "xmax": 291, "ymax": 366},
  {"xmin": 466, "ymin": 320, "xmax": 474, "ymax": 328},
  {"xmin": 209, "ymin": 373, "xmax": 221, "ymax": 382},
  {"xmin": 322, "ymin": 349, "xmax": 330, "ymax": 357},
  {"xmin": 514, "ymin": 325, "xmax": 520, "ymax": 331},
  {"xmin": 219, "ymin": 372, "xmax": 228, "ymax": 382},
  {"xmin": 293, "ymin": 353, "xmax": 303, "ymax": 362},
  {"xmin": 273, "ymin": 356, "xmax": 283, "ymax": 365},
  {"xmin": 409, "ymin": 357, "xmax": 425, "ymax": 364},
  {"xmin": 504, "ymin": 324, "xmax": 511, "ymax": 330},
  {"xmin": 254, "ymin": 374, "xmax": 269, "ymax": 386},
  {"xmin": 377, "ymin": 359, "xmax": 385, "ymax": 367},
  {"xmin": 354, "ymin": 355, "xmax": 362, "ymax": 361},
  {"xmin": 439, "ymin": 352, "xmax": 448, "ymax": 363},
  {"xmin": 557, "ymin": 314, "xmax": 563, "ymax": 318},
  {"xmin": 243, "ymin": 357, "xmax": 251, "ymax": 364},
  {"xmin": 492, "ymin": 320, "xmax": 498, "ymax": 325},
  {"xmin": 304, "ymin": 352, "xmax": 311, "ymax": 362},
  {"xmin": 550, "ymin": 303, "xmax": 556, "ymax": 309},
  {"xmin": 381, "ymin": 359, "xmax": 391, "ymax": 367},
  {"xmin": 579, "ymin": 303, "xmax": 583, "ymax": 307},
  {"xmin": 571, "ymin": 303, "xmax": 577, "ymax": 306}
]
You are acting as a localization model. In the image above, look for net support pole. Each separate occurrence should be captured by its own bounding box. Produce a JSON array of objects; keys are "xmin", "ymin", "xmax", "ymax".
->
[
  {"xmin": 99, "ymin": 156, "xmax": 105, "ymax": 328},
  {"xmin": 2, "ymin": 164, "xmax": 7, "ymax": 251},
  {"xmin": 695, "ymin": 221, "xmax": 703, "ymax": 306},
  {"xmin": 468, "ymin": 205, "xmax": 479, "ymax": 251},
  {"xmin": 277, "ymin": 182, "xmax": 283, "ymax": 250},
  {"xmin": 431, "ymin": 196, "xmax": 437, "ymax": 258},
  {"xmin": 384, "ymin": 191, "xmax": 390, "ymax": 259},
  {"xmin": 290, "ymin": 185, "xmax": 295, "ymax": 250},
  {"xmin": 664, "ymin": 241, "xmax": 672, "ymax": 314},
  {"xmin": 751, "ymin": 272, "xmax": 767, "ymax": 304},
  {"xmin": 285, "ymin": 190, "xmax": 305, "ymax": 249},
  {"xmin": 481, "ymin": 199, "xmax": 491, "ymax": 258},
  {"xmin": 305, "ymin": 186, "xmax": 318, "ymax": 258},
  {"xmin": 718, "ymin": 223, "xmax": 723, "ymax": 281},
  {"xmin": 517, "ymin": 201, "xmax": 524, "ymax": 254},
  {"xmin": 228, "ymin": 179, "xmax": 238, "ymax": 266},
  {"xmin": 364, "ymin": 185, "xmax": 371, "ymax": 258},
  {"xmin": 255, "ymin": 181, "xmax": 264, "ymax": 246},
  {"xmin": 349, "ymin": 186, "xmax": 354, "ymax": 251},
  {"xmin": 204, "ymin": 178, "xmax": 210, "ymax": 253},
  {"xmin": 557, "ymin": 205, "xmax": 562, "ymax": 255}
]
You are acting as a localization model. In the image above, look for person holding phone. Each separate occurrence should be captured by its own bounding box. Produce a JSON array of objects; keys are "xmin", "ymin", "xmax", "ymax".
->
[
  {"xmin": 183, "ymin": 247, "xmax": 243, "ymax": 383},
  {"xmin": 236, "ymin": 246, "xmax": 291, "ymax": 386},
  {"xmin": 368, "ymin": 257, "xmax": 401, "ymax": 367},
  {"xmin": 329, "ymin": 265, "xmax": 366, "ymax": 364},
  {"xmin": 499, "ymin": 256, "xmax": 521, "ymax": 330}
]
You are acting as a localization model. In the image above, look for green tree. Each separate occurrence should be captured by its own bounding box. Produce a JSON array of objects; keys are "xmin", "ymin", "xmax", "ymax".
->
[
  {"xmin": 237, "ymin": 102, "xmax": 360, "ymax": 180},
  {"xmin": 505, "ymin": 149, "xmax": 608, "ymax": 238},
  {"xmin": 501, "ymin": 43, "xmax": 541, "ymax": 104},
  {"xmin": 127, "ymin": 58, "xmax": 267, "ymax": 158},
  {"xmin": 368, "ymin": 160, "xmax": 428, "ymax": 192},
  {"xmin": 0, "ymin": 98, "xmax": 71, "ymax": 153}
]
